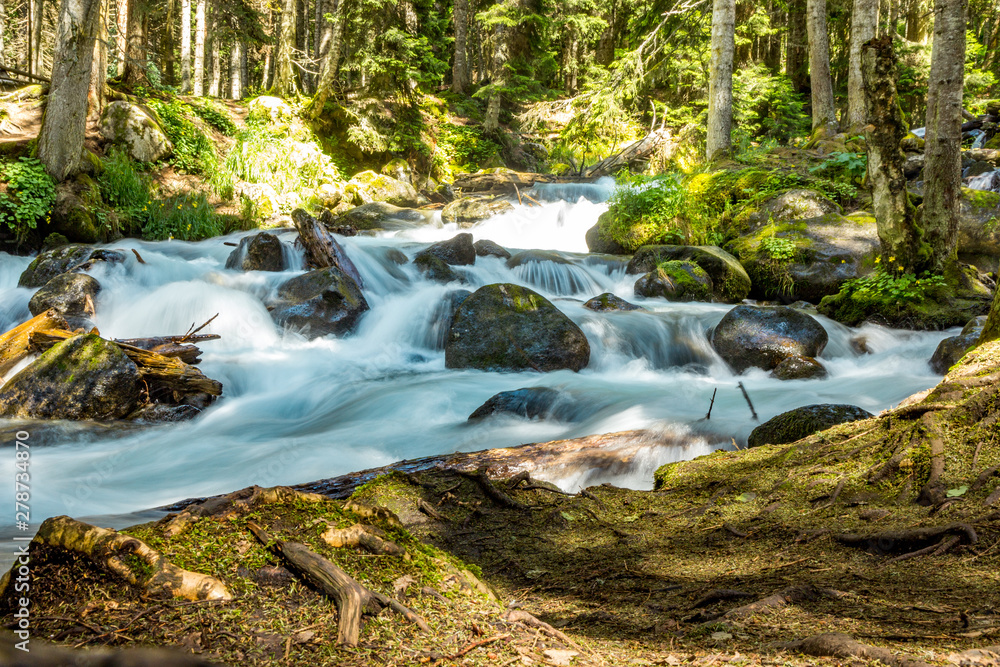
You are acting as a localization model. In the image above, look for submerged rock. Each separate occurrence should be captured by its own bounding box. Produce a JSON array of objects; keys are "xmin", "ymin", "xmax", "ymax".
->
[
  {"xmin": 18, "ymin": 245, "xmax": 125, "ymax": 288},
  {"xmin": 0, "ymin": 334, "xmax": 143, "ymax": 420},
  {"xmin": 334, "ymin": 202, "xmax": 435, "ymax": 231},
  {"xmin": 269, "ymin": 266, "xmax": 369, "ymax": 338},
  {"xmin": 445, "ymin": 283, "xmax": 590, "ymax": 372},
  {"xmin": 416, "ymin": 233, "xmax": 476, "ymax": 266},
  {"xmin": 748, "ymin": 404, "xmax": 873, "ymax": 448},
  {"xmin": 28, "ymin": 273, "xmax": 101, "ymax": 318},
  {"xmin": 710, "ymin": 305, "xmax": 828, "ymax": 373},
  {"xmin": 634, "ymin": 261, "xmax": 713, "ymax": 302},
  {"xmin": 583, "ymin": 293, "xmax": 642, "ymax": 312},
  {"xmin": 225, "ymin": 232, "xmax": 287, "ymax": 272},
  {"xmin": 468, "ymin": 387, "xmax": 565, "ymax": 420},
  {"xmin": 929, "ymin": 316, "xmax": 988, "ymax": 374},
  {"xmin": 626, "ymin": 245, "xmax": 750, "ymax": 303},
  {"xmin": 474, "ymin": 239, "xmax": 511, "ymax": 260},
  {"xmin": 770, "ymin": 355, "xmax": 828, "ymax": 380},
  {"xmin": 441, "ymin": 196, "xmax": 514, "ymax": 226}
]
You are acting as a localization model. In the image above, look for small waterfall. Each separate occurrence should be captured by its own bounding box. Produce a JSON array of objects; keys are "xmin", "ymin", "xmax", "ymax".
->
[
  {"xmin": 528, "ymin": 177, "xmax": 617, "ymax": 204},
  {"xmin": 967, "ymin": 169, "xmax": 1000, "ymax": 192}
]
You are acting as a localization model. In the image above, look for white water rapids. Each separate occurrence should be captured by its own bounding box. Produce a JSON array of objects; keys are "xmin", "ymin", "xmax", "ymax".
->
[{"xmin": 0, "ymin": 179, "xmax": 952, "ymax": 561}]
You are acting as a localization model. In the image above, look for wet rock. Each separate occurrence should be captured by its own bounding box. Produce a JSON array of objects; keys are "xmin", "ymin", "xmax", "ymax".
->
[
  {"xmin": 626, "ymin": 245, "xmax": 750, "ymax": 303},
  {"xmin": 634, "ymin": 261, "xmax": 713, "ymax": 302},
  {"xmin": 583, "ymin": 293, "xmax": 642, "ymax": 312},
  {"xmin": 127, "ymin": 404, "xmax": 201, "ymax": 423},
  {"xmin": 0, "ymin": 334, "xmax": 143, "ymax": 420},
  {"xmin": 381, "ymin": 158, "xmax": 413, "ymax": 185},
  {"xmin": 446, "ymin": 283, "xmax": 590, "ymax": 372},
  {"xmin": 770, "ymin": 355, "xmax": 828, "ymax": 380},
  {"xmin": 18, "ymin": 245, "xmax": 125, "ymax": 288},
  {"xmin": 734, "ymin": 188, "xmax": 842, "ymax": 230},
  {"xmin": 710, "ymin": 305, "xmax": 829, "ymax": 373},
  {"xmin": 468, "ymin": 387, "xmax": 565, "ymax": 420},
  {"xmin": 100, "ymin": 101, "xmax": 173, "ymax": 163},
  {"xmin": 416, "ymin": 233, "xmax": 476, "ymax": 266},
  {"xmin": 269, "ymin": 266, "xmax": 369, "ymax": 338},
  {"xmin": 903, "ymin": 154, "xmax": 925, "ymax": 179},
  {"xmin": 748, "ymin": 404, "xmax": 873, "ymax": 448},
  {"xmin": 335, "ymin": 202, "xmax": 435, "ymax": 231},
  {"xmin": 28, "ymin": 273, "xmax": 101, "ymax": 318},
  {"xmin": 506, "ymin": 250, "xmax": 571, "ymax": 269},
  {"xmin": 474, "ymin": 239, "xmax": 511, "ymax": 260},
  {"xmin": 225, "ymin": 232, "xmax": 287, "ymax": 272},
  {"xmin": 585, "ymin": 214, "xmax": 629, "ymax": 255},
  {"xmin": 414, "ymin": 254, "xmax": 463, "ymax": 283},
  {"xmin": 429, "ymin": 289, "xmax": 472, "ymax": 349},
  {"xmin": 315, "ymin": 182, "xmax": 346, "ymax": 209},
  {"xmin": 441, "ymin": 196, "xmax": 514, "ymax": 227},
  {"xmin": 347, "ymin": 170, "xmax": 424, "ymax": 207},
  {"xmin": 929, "ymin": 316, "xmax": 987, "ymax": 374}
]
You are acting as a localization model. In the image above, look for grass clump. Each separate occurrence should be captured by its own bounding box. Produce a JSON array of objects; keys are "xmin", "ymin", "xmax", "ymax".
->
[
  {"xmin": 142, "ymin": 192, "xmax": 225, "ymax": 241},
  {"xmin": 190, "ymin": 99, "xmax": 238, "ymax": 136},
  {"xmin": 146, "ymin": 98, "xmax": 217, "ymax": 175}
]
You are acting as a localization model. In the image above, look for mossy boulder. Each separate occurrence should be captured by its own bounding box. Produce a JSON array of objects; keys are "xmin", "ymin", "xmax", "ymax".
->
[
  {"xmin": 0, "ymin": 334, "xmax": 143, "ymax": 420},
  {"xmin": 246, "ymin": 96, "xmax": 294, "ymax": 124},
  {"xmin": 50, "ymin": 180, "xmax": 102, "ymax": 244},
  {"xmin": 634, "ymin": 261, "xmax": 713, "ymax": 302},
  {"xmin": 441, "ymin": 197, "xmax": 514, "ymax": 227},
  {"xmin": 770, "ymin": 355, "xmax": 828, "ymax": 380},
  {"xmin": 726, "ymin": 212, "xmax": 880, "ymax": 303},
  {"xmin": 955, "ymin": 188, "xmax": 1000, "ymax": 272},
  {"xmin": 710, "ymin": 305, "xmax": 828, "ymax": 373},
  {"xmin": 415, "ymin": 233, "xmax": 476, "ymax": 266},
  {"xmin": 468, "ymin": 387, "xmax": 566, "ymax": 421},
  {"xmin": 225, "ymin": 232, "xmax": 287, "ymax": 272},
  {"xmin": 585, "ymin": 215, "xmax": 630, "ymax": 255},
  {"xmin": 627, "ymin": 245, "xmax": 750, "ymax": 303},
  {"xmin": 733, "ymin": 188, "xmax": 841, "ymax": 231},
  {"xmin": 474, "ymin": 239, "xmax": 511, "ymax": 260},
  {"xmin": 747, "ymin": 404, "xmax": 873, "ymax": 448},
  {"xmin": 381, "ymin": 158, "xmax": 414, "ymax": 185},
  {"xmin": 18, "ymin": 246, "xmax": 125, "ymax": 288},
  {"xmin": 928, "ymin": 316, "xmax": 988, "ymax": 374},
  {"xmin": 28, "ymin": 273, "xmax": 101, "ymax": 318},
  {"xmin": 99, "ymin": 101, "xmax": 173, "ymax": 163},
  {"xmin": 445, "ymin": 283, "xmax": 590, "ymax": 372},
  {"xmin": 335, "ymin": 202, "xmax": 435, "ymax": 231},
  {"xmin": 269, "ymin": 267, "xmax": 369, "ymax": 338},
  {"xmin": 583, "ymin": 293, "xmax": 642, "ymax": 312},
  {"xmin": 347, "ymin": 171, "xmax": 423, "ymax": 207},
  {"xmin": 414, "ymin": 254, "xmax": 463, "ymax": 283}
]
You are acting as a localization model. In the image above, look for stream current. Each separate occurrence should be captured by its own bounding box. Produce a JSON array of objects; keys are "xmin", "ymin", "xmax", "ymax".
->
[{"xmin": 0, "ymin": 179, "xmax": 952, "ymax": 562}]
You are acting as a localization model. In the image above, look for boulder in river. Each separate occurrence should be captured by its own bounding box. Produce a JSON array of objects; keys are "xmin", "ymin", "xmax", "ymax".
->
[
  {"xmin": 474, "ymin": 239, "xmax": 511, "ymax": 260},
  {"xmin": 225, "ymin": 232, "xmax": 287, "ymax": 272},
  {"xmin": 583, "ymin": 293, "xmax": 642, "ymax": 312},
  {"xmin": 445, "ymin": 283, "xmax": 590, "ymax": 372},
  {"xmin": 334, "ymin": 202, "xmax": 435, "ymax": 231},
  {"xmin": 416, "ymin": 233, "xmax": 476, "ymax": 266},
  {"xmin": 18, "ymin": 245, "xmax": 125, "ymax": 288},
  {"xmin": 441, "ymin": 196, "xmax": 514, "ymax": 227},
  {"xmin": 769, "ymin": 355, "xmax": 828, "ymax": 381},
  {"xmin": 748, "ymin": 404, "xmax": 873, "ymax": 448},
  {"xmin": 626, "ymin": 245, "xmax": 750, "ymax": 303},
  {"xmin": 633, "ymin": 261, "xmax": 713, "ymax": 302},
  {"xmin": 347, "ymin": 170, "xmax": 424, "ymax": 208},
  {"xmin": 0, "ymin": 333, "xmax": 143, "ymax": 420},
  {"xmin": 28, "ymin": 273, "xmax": 101, "ymax": 319},
  {"xmin": 269, "ymin": 266, "xmax": 369, "ymax": 338},
  {"xmin": 468, "ymin": 387, "xmax": 566, "ymax": 420},
  {"xmin": 585, "ymin": 212, "xmax": 630, "ymax": 255},
  {"xmin": 929, "ymin": 316, "xmax": 988, "ymax": 374},
  {"xmin": 414, "ymin": 254, "xmax": 464, "ymax": 283},
  {"xmin": 710, "ymin": 304, "xmax": 828, "ymax": 373}
]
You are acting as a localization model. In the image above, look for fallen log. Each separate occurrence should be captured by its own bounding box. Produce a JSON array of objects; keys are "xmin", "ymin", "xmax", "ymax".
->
[
  {"xmin": 452, "ymin": 171, "xmax": 589, "ymax": 195},
  {"xmin": 0, "ymin": 516, "xmax": 232, "ymax": 602},
  {"xmin": 0, "ymin": 309, "xmax": 68, "ymax": 378},
  {"xmin": 583, "ymin": 129, "xmax": 674, "ymax": 178},
  {"xmin": 116, "ymin": 333, "xmax": 220, "ymax": 348},
  {"xmin": 291, "ymin": 208, "xmax": 364, "ymax": 287},
  {"xmin": 247, "ymin": 521, "xmax": 428, "ymax": 646}
]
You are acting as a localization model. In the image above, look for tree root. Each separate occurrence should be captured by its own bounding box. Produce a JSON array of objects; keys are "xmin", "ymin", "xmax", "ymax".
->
[
  {"xmin": 0, "ymin": 516, "xmax": 232, "ymax": 602},
  {"xmin": 915, "ymin": 412, "xmax": 946, "ymax": 506},
  {"xmin": 458, "ymin": 467, "xmax": 529, "ymax": 510},
  {"xmin": 972, "ymin": 465, "xmax": 1000, "ymax": 493},
  {"xmin": 320, "ymin": 523, "xmax": 404, "ymax": 556},
  {"xmin": 774, "ymin": 632, "xmax": 933, "ymax": 667},
  {"xmin": 248, "ymin": 521, "xmax": 428, "ymax": 646},
  {"xmin": 503, "ymin": 609, "xmax": 580, "ymax": 651},
  {"xmin": 417, "ymin": 498, "xmax": 448, "ymax": 521},
  {"xmin": 702, "ymin": 586, "xmax": 846, "ymax": 626},
  {"xmin": 690, "ymin": 589, "xmax": 753, "ymax": 609},
  {"xmin": 835, "ymin": 523, "xmax": 978, "ymax": 555},
  {"xmin": 162, "ymin": 485, "xmax": 328, "ymax": 537},
  {"xmin": 886, "ymin": 535, "xmax": 961, "ymax": 564}
]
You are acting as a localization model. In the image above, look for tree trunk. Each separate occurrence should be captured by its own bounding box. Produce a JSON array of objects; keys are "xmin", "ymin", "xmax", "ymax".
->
[
  {"xmin": 163, "ymin": 0, "xmax": 175, "ymax": 85},
  {"xmin": 208, "ymin": 1, "xmax": 220, "ymax": 96},
  {"xmin": 271, "ymin": 0, "xmax": 296, "ymax": 96},
  {"xmin": 861, "ymin": 36, "xmax": 923, "ymax": 272},
  {"xmin": 484, "ymin": 19, "xmax": 510, "ymax": 133},
  {"xmin": 807, "ymin": 0, "xmax": 837, "ymax": 132},
  {"xmin": 88, "ymin": 0, "xmax": 107, "ymax": 120},
  {"xmin": 31, "ymin": 0, "xmax": 43, "ymax": 74},
  {"xmin": 306, "ymin": 0, "xmax": 343, "ymax": 118},
  {"xmin": 122, "ymin": 0, "xmax": 148, "ymax": 85},
  {"xmin": 193, "ymin": 0, "xmax": 205, "ymax": 94},
  {"xmin": 920, "ymin": 0, "xmax": 966, "ymax": 274},
  {"xmin": 847, "ymin": 0, "xmax": 878, "ymax": 130},
  {"xmin": 180, "ymin": 0, "xmax": 190, "ymax": 91},
  {"xmin": 230, "ymin": 40, "xmax": 242, "ymax": 98},
  {"xmin": 980, "ymin": 289, "xmax": 1000, "ymax": 345},
  {"xmin": 38, "ymin": 0, "xmax": 102, "ymax": 181},
  {"xmin": 706, "ymin": 0, "xmax": 735, "ymax": 161},
  {"xmin": 115, "ymin": 0, "xmax": 127, "ymax": 72},
  {"xmin": 451, "ymin": 0, "xmax": 469, "ymax": 93},
  {"xmin": 786, "ymin": 0, "xmax": 808, "ymax": 91}
]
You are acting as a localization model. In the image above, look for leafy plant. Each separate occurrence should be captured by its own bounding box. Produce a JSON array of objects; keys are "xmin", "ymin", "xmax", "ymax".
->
[
  {"xmin": 226, "ymin": 117, "xmax": 340, "ymax": 196},
  {"xmin": 810, "ymin": 151, "xmax": 867, "ymax": 182},
  {"xmin": 838, "ymin": 269, "xmax": 946, "ymax": 304},
  {"xmin": 146, "ymin": 98, "xmax": 218, "ymax": 175},
  {"xmin": 433, "ymin": 124, "xmax": 502, "ymax": 175},
  {"xmin": 602, "ymin": 173, "xmax": 687, "ymax": 251},
  {"xmin": 0, "ymin": 157, "xmax": 56, "ymax": 240},
  {"xmin": 760, "ymin": 235, "xmax": 796, "ymax": 261},
  {"xmin": 98, "ymin": 148, "xmax": 154, "ymax": 235}
]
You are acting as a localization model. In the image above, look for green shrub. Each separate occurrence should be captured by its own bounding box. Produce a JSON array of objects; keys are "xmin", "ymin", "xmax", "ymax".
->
[
  {"xmin": 733, "ymin": 65, "xmax": 810, "ymax": 144},
  {"xmin": 602, "ymin": 173, "xmax": 687, "ymax": 251},
  {"xmin": 98, "ymin": 148, "xmax": 154, "ymax": 235},
  {"xmin": 0, "ymin": 157, "xmax": 56, "ymax": 240},
  {"xmin": 146, "ymin": 98, "xmax": 217, "ymax": 175},
  {"xmin": 226, "ymin": 118, "xmax": 339, "ymax": 196},
  {"xmin": 142, "ymin": 192, "xmax": 224, "ymax": 241},
  {"xmin": 838, "ymin": 269, "xmax": 946, "ymax": 304},
  {"xmin": 191, "ymin": 100, "xmax": 239, "ymax": 136},
  {"xmin": 433, "ymin": 124, "xmax": 502, "ymax": 176}
]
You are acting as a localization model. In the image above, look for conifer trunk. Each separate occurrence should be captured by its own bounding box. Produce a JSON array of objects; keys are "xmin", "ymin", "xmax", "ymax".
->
[
  {"xmin": 847, "ymin": 0, "xmax": 878, "ymax": 129},
  {"xmin": 786, "ymin": 0, "xmax": 808, "ymax": 91},
  {"xmin": 163, "ymin": 0, "xmax": 175, "ymax": 85},
  {"xmin": 208, "ymin": 1, "xmax": 220, "ymax": 96},
  {"xmin": 307, "ymin": 0, "xmax": 343, "ymax": 118},
  {"xmin": 807, "ymin": 0, "xmax": 837, "ymax": 132},
  {"xmin": 484, "ymin": 21, "xmax": 510, "ymax": 133},
  {"xmin": 230, "ymin": 40, "xmax": 242, "ymax": 98},
  {"xmin": 30, "ymin": 0, "xmax": 43, "ymax": 74},
  {"xmin": 452, "ymin": 0, "xmax": 469, "ymax": 93},
  {"xmin": 180, "ymin": 0, "xmax": 191, "ymax": 91},
  {"xmin": 706, "ymin": 0, "xmax": 735, "ymax": 161},
  {"xmin": 271, "ymin": 0, "xmax": 296, "ymax": 96},
  {"xmin": 193, "ymin": 0, "xmax": 205, "ymax": 95},
  {"xmin": 122, "ymin": 0, "xmax": 148, "ymax": 85},
  {"xmin": 115, "ymin": 0, "xmax": 127, "ymax": 71},
  {"xmin": 88, "ymin": 0, "xmax": 107, "ymax": 120}
]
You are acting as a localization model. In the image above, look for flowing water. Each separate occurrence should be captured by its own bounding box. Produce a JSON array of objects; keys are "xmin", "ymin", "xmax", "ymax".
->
[{"xmin": 0, "ymin": 180, "xmax": 952, "ymax": 563}]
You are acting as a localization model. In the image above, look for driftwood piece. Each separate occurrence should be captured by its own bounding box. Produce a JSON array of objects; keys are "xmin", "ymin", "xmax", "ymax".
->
[
  {"xmin": 583, "ymin": 129, "xmax": 673, "ymax": 178},
  {"xmin": 0, "ymin": 309, "xmax": 68, "ymax": 377},
  {"xmin": 116, "ymin": 334, "xmax": 221, "ymax": 348},
  {"xmin": 291, "ymin": 208, "xmax": 364, "ymax": 287},
  {"xmin": 775, "ymin": 633, "xmax": 933, "ymax": 667},
  {"xmin": 0, "ymin": 516, "xmax": 232, "ymax": 602},
  {"xmin": 247, "ymin": 521, "xmax": 428, "ymax": 646},
  {"xmin": 452, "ymin": 171, "xmax": 566, "ymax": 195},
  {"xmin": 320, "ymin": 523, "xmax": 405, "ymax": 556}
]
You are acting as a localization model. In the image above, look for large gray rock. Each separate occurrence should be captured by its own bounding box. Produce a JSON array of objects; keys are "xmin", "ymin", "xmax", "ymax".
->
[
  {"xmin": 710, "ymin": 305, "xmax": 829, "ymax": 373},
  {"xmin": 28, "ymin": 273, "xmax": 101, "ymax": 318},
  {"xmin": 474, "ymin": 239, "xmax": 511, "ymax": 260},
  {"xmin": 0, "ymin": 334, "xmax": 143, "ymax": 420},
  {"xmin": 441, "ymin": 197, "xmax": 514, "ymax": 227},
  {"xmin": 626, "ymin": 245, "xmax": 750, "ymax": 303},
  {"xmin": 748, "ymin": 404, "xmax": 873, "ymax": 448},
  {"xmin": 18, "ymin": 246, "xmax": 126, "ymax": 288},
  {"xmin": 347, "ymin": 170, "xmax": 424, "ymax": 207},
  {"xmin": 929, "ymin": 316, "xmax": 987, "ymax": 374},
  {"xmin": 269, "ymin": 267, "xmax": 369, "ymax": 338},
  {"xmin": 246, "ymin": 96, "xmax": 294, "ymax": 124},
  {"xmin": 416, "ymin": 233, "xmax": 476, "ymax": 266},
  {"xmin": 955, "ymin": 188, "xmax": 1000, "ymax": 272},
  {"xmin": 633, "ymin": 261, "xmax": 713, "ymax": 302},
  {"xmin": 335, "ymin": 202, "xmax": 435, "ymax": 230},
  {"xmin": 445, "ymin": 283, "xmax": 590, "ymax": 372},
  {"xmin": 100, "ymin": 101, "xmax": 173, "ymax": 163},
  {"xmin": 225, "ymin": 233, "xmax": 287, "ymax": 272}
]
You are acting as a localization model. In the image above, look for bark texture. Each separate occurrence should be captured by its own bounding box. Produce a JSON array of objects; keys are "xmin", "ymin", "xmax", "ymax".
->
[
  {"xmin": 38, "ymin": 0, "xmax": 102, "ymax": 181},
  {"xmin": 786, "ymin": 0, "xmax": 808, "ymax": 90},
  {"xmin": 88, "ymin": 0, "xmax": 107, "ymax": 120},
  {"xmin": 306, "ymin": 0, "xmax": 343, "ymax": 118},
  {"xmin": 484, "ymin": 19, "xmax": 510, "ymax": 133},
  {"xmin": 807, "ymin": 0, "xmax": 837, "ymax": 132},
  {"xmin": 980, "ymin": 284, "xmax": 1000, "ymax": 345},
  {"xmin": 181, "ymin": 0, "xmax": 191, "ymax": 91},
  {"xmin": 706, "ymin": 0, "xmax": 735, "ymax": 161},
  {"xmin": 122, "ymin": 0, "xmax": 148, "ymax": 85},
  {"xmin": 452, "ymin": 0, "xmax": 469, "ymax": 93},
  {"xmin": 230, "ymin": 40, "xmax": 243, "ymax": 98},
  {"xmin": 920, "ymin": 0, "xmax": 967, "ymax": 273},
  {"xmin": 847, "ymin": 0, "xmax": 878, "ymax": 129},
  {"xmin": 193, "ymin": 0, "xmax": 205, "ymax": 95},
  {"xmin": 271, "ymin": 0, "xmax": 296, "ymax": 96}
]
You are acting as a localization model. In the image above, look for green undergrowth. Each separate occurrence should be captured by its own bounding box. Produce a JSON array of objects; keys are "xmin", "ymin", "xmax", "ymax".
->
[{"xmin": 0, "ymin": 156, "xmax": 56, "ymax": 241}]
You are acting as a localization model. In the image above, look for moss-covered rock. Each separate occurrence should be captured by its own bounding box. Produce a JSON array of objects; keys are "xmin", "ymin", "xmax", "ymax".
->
[
  {"xmin": 585, "ymin": 218, "xmax": 630, "ymax": 255},
  {"xmin": 473, "ymin": 239, "xmax": 511, "ymax": 260},
  {"xmin": 50, "ymin": 180, "xmax": 102, "ymax": 244},
  {"xmin": 955, "ymin": 187, "xmax": 1000, "ymax": 272},
  {"xmin": 710, "ymin": 304, "xmax": 828, "ymax": 373},
  {"xmin": 627, "ymin": 245, "xmax": 750, "ymax": 303},
  {"xmin": 246, "ymin": 96, "xmax": 294, "ymax": 124},
  {"xmin": 414, "ymin": 253, "xmax": 463, "ymax": 283},
  {"xmin": 0, "ymin": 334, "xmax": 143, "ymax": 420},
  {"xmin": 733, "ymin": 188, "xmax": 841, "ymax": 231},
  {"xmin": 347, "ymin": 170, "xmax": 423, "ymax": 207},
  {"xmin": 18, "ymin": 246, "xmax": 125, "ymax": 288},
  {"xmin": 269, "ymin": 267, "xmax": 369, "ymax": 338},
  {"xmin": 747, "ymin": 404, "xmax": 873, "ymax": 448},
  {"xmin": 928, "ymin": 316, "xmax": 987, "ymax": 374},
  {"xmin": 634, "ymin": 261, "xmax": 713, "ymax": 302},
  {"xmin": 583, "ymin": 293, "xmax": 642, "ymax": 312},
  {"xmin": 445, "ymin": 283, "xmax": 590, "ymax": 372},
  {"xmin": 28, "ymin": 273, "xmax": 101, "ymax": 318},
  {"xmin": 381, "ymin": 158, "xmax": 413, "ymax": 185},
  {"xmin": 99, "ymin": 101, "xmax": 173, "ymax": 163},
  {"xmin": 441, "ymin": 196, "xmax": 514, "ymax": 227},
  {"xmin": 335, "ymin": 202, "xmax": 435, "ymax": 231},
  {"xmin": 225, "ymin": 232, "xmax": 287, "ymax": 272}
]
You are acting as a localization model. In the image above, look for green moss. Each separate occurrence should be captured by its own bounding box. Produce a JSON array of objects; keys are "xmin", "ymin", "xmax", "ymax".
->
[{"xmin": 964, "ymin": 188, "xmax": 1000, "ymax": 210}]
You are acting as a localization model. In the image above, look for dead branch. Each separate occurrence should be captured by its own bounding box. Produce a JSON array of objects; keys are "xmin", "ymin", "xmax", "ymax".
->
[
  {"xmin": 417, "ymin": 498, "xmax": 447, "ymax": 521},
  {"xmin": 291, "ymin": 208, "xmax": 364, "ymax": 286},
  {"xmin": 178, "ymin": 314, "xmax": 218, "ymax": 343},
  {"xmin": 445, "ymin": 634, "xmax": 511, "ymax": 660},
  {"xmin": 131, "ymin": 249, "xmax": 146, "ymax": 264},
  {"xmin": 320, "ymin": 523, "xmax": 404, "ymax": 556},
  {"xmin": 0, "ymin": 309, "xmax": 68, "ymax": 377}
]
